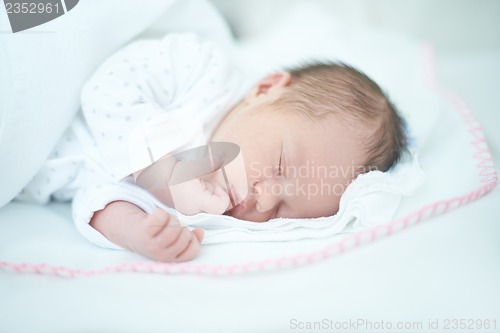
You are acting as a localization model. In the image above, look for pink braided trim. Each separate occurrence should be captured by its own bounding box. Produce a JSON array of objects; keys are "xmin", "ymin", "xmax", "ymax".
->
[{"xmin": 0, "ymin": 44, "xmax": 497, "ymax": 277}]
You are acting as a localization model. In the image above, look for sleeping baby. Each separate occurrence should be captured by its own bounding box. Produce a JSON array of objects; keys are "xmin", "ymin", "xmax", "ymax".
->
[{"xmin": 16, "ymin": 33, "xmax": 407, "ymax": 262}]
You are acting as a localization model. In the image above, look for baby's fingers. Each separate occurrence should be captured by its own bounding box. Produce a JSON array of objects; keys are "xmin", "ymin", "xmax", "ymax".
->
[
  {"xmin": 176, "ymin": 230, "xmax": 203, "ymax": 262},
  {"xmin": 145, "ymin": 208, "xmax": 180, "ymax": 237},
  {"xmin": 200, "ymin": 184, "xmax": 230, "ymax": 215},
  {"xmin": 154, "ymin": 219, "xmax": 184, "ymax": 249},
  {"xmin": 154, "ymin": 227, "xmax": 191, "ymax": 262},
  {"xmin": 192, "ymin": 228, "xmax": 204, "ymax": 243}
]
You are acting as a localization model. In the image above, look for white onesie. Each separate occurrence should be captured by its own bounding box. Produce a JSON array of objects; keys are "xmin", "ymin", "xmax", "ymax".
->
[{"xmin": 16, "ymin": 33, "xmax": 250, "ymax": 249}]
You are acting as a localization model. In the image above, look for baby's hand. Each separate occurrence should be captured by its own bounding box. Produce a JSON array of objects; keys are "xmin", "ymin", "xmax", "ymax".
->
[
  {"xmin": 125, "ymin": 209, "xmax": 204, "ymax": 262},
  {"xmin": 170, "ymin": 178, "xmax": 230, "ymax": 215}
]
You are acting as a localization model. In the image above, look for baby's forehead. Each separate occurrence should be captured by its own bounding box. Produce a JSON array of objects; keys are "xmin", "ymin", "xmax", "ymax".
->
[{"xmin": 285, "ymin": 118, "xmax": 365, "ymax": 162}]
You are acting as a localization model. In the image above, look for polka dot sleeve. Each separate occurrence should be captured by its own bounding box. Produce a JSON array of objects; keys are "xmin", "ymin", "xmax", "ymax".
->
[{"xmin": 81, "ymin": 33, "xmax": 237, "ymax": 180}]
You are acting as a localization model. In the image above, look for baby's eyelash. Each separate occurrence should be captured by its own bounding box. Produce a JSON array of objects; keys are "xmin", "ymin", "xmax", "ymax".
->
[
  {"xmin": 276, "ymin": 150, "xmax": 285, "ymax": 177},
  {"xmin": 277, "ymin": 155, "xmax": 283, "ymax": 176}
]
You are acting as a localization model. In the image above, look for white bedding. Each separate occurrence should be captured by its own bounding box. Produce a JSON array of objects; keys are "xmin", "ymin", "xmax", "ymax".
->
[{"xmin": 1, "ymin": 1, "xmax": 499, "ymax": 332}]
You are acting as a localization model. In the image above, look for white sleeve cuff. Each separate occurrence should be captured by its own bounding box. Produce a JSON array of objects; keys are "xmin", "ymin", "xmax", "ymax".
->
[{"xmin": 72, "ymin": 180, "xmax": 158, "ymax": 250}]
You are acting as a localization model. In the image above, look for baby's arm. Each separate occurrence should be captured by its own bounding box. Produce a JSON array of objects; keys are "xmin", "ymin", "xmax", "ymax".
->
[
  {"xmin": 90, "ymin": 201, "xmax": 203, "ymax": 262},
  {"xmin": 72, "ymin": 180, "xmax": 205, "ymax": 262}
]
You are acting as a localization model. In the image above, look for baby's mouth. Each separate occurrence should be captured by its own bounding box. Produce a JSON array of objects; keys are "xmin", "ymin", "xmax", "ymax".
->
[{"xmin": 223, "ymin": 197, "xmax": 247, "ymax": 217}]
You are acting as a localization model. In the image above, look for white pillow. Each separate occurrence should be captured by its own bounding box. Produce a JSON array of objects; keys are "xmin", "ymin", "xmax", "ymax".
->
[{"xmin": 0, "ymin": 0, "xmax": 181, "ymax": 207}]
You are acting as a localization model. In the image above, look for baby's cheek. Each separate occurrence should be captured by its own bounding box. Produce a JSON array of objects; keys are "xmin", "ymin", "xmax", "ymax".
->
[{"xmin": 248, "ymin": 160, "xmax": 273, "ymax": 182}]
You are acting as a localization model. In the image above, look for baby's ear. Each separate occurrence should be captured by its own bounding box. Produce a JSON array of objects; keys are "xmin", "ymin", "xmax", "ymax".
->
[{"xmin": 247, "ymin": 72, "xmax": 292, "ymax": 101}]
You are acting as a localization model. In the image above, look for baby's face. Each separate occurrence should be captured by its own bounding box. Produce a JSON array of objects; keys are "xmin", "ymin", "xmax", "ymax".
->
[{"xmin": 211, "ymin": 74, "xmax": 366, "ymax": 222}]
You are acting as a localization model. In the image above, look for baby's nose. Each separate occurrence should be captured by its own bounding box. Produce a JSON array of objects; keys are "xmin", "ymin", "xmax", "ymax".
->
[{"xmin": 252, "ymin": 180, "xmax": 281, "ymax": 213}]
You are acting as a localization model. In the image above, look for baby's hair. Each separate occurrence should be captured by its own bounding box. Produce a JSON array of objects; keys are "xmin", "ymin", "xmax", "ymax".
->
[{"xmin": 275, "ymin": 61, "xmax": 408, "ymax": 173}]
